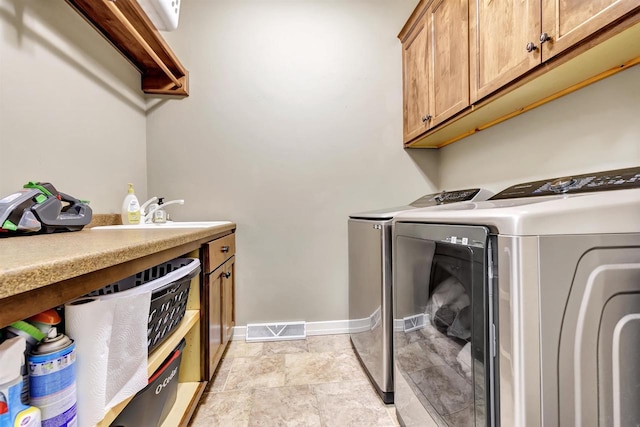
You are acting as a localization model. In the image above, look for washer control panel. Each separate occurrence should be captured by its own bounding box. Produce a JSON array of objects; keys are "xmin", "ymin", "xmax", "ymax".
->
[
  {"xmin": 491, "ymin": 166, "xmax": 640, "ymax": 200},
  {"xmin": 411, "ymin": 188, "xmax": 481, "ymax": 206}
]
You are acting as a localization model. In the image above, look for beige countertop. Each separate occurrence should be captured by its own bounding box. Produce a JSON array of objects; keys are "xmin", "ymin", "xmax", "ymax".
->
[{"xmin": 0, "ymin": 222, "xmax": 236, "ymax": 301}]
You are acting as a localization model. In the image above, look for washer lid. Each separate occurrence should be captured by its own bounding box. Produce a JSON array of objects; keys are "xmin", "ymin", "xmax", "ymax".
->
[
  {"xmin": 349, "ymin": 188, "xmax": 492, "ymax": 220},
  {"xmin": 349, "ymin": 205, "xmax": 415, "ymax": 220},
  {"xmin": 394, "ymin": 188, "xmax": 640, "ymax": 236}
]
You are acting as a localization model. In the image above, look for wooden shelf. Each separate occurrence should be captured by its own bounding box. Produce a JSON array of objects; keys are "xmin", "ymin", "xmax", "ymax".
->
[
  {"xmin": 97, "ymin": 395, "xmax": 135, "ymax": 427},
  {"xmin": 65, "ymin": 0, "xmax": 189, "ymax": 96},
  {"xmin": 160, "ymin": 382, "xmax": 207, "ymax": 427}
]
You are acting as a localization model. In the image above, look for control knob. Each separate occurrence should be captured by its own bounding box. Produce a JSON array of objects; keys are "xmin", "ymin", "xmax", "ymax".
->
[{"xmin": 549, "ymin": 177, "xmax": 576, "ymax": 193}]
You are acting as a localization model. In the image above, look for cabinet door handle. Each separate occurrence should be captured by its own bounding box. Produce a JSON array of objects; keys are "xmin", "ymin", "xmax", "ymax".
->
[
  {"xmin": 221, "ymin": 245, "xmax": 230, "ymax": 253},
  {"xmin": 539, "ymin": 33, "xmax": 551, "ymax": 44},
  {"xmin": 526, "ymin": 42, "xmax": 538, "ymax": 52},
  {"xmin": 222, "ymin": 272, "xmax": 231, "ymax": 279},
  {"xmin": 421, "ymin": 114, "xmax": 432, "ymax": 123}
]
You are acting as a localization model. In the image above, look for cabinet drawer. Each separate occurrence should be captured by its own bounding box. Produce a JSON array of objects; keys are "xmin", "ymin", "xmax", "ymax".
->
[{"xmin": 206, "ymin": 234, "xmax": 235, "ymax": 272}]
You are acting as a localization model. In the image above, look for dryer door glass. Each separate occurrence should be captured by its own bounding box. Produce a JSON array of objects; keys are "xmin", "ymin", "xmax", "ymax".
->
[{"xmin": 394, "ymin": 223, "xmax": 496, "ymax": 427}]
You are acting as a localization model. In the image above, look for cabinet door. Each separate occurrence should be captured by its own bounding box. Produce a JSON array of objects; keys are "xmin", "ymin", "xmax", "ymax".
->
[
  {"xmin": 206, "ymin": 266, "xmax": 223, "ymax": 380},
  {"xmin": 221, "ymin": 257, "xmax": 235, "ymax": 346},
  {"xmin": 402, "ymin": 12, "xmax": 431, "ymax": 142},
  {"xmin": 541, "ymin": 0, "xmax": 640, "ymax": 60},
  {"xmin": 428, "ymin": 0, "xmax": 470, "ymax": 126},
  {"xmin": 470, "ymin": 0, "xmax": 541, "ymax": 102}
]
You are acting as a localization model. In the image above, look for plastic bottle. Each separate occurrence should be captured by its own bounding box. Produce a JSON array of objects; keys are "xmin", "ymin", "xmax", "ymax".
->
[
  {"xmin": 121, "ymin": 183, "xmax": 141, "ymax": 225},
  {"xmin": 152, "ymin": 197, "xmax": 167, "ymax": 223},
  {"xmin": 4, "ymin": 321, "xmax": 45, "ymax": 405},
  {"xmin": 0, "ymin": 337, "xmax": 42, "ymax": 427}
]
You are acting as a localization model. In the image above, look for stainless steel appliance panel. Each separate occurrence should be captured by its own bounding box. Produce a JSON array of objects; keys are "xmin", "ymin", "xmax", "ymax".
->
[
  {"xmin": 495, "ymin": 233, "xmax": 640, "ymax": 427},
  {"xmin": 495, "ymin": 236, "xmax": 542, "ymax": 427},
  {"xmin": 348, "ymin": 218, "xmax": 393, "ymax": 402},
  {"xmin": 535, "ymin": 234, "xmax": 640, "ymax": 427}
]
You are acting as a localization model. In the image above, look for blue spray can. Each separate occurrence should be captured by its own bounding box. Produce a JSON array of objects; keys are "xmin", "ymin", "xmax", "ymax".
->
[{"xmin": 28, "ymin": 329, "xmax": 76, "ymax": 427}]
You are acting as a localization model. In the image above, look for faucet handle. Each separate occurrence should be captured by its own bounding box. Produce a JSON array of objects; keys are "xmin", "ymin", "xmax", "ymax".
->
[{"xmin": 140, "ymin": 197, "xmax": 158, "ymax": 215}]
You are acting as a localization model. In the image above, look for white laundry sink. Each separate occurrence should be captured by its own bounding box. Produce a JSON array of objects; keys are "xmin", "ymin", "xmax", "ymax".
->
[{"xmin": 91, "ymin": 221, "xmax": 232, "ymax": 230}]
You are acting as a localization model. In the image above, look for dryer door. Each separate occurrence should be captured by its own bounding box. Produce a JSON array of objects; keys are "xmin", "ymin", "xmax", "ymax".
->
[{"xmin": 393, "ymin": 222, "xmax": 497, "ymax": 427}]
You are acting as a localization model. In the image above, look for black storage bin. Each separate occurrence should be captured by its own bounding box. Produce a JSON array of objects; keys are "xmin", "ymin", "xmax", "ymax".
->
[
  {"xmin": 87, "ymin": 258, "xmax": 201, "ymax": 353},
  {"xmin": 110, "ymin": 338, "xmax": 187, "ymax": 427}
]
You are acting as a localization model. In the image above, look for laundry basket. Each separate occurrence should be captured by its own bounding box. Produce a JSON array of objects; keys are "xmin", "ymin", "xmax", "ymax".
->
[
  {"xmin": 110, "ymin": 338, "xmax": 187, "ymax": 427},
  {"xmin": 87, "ymin": 258, "xmax": 200, "ymax": 353}
]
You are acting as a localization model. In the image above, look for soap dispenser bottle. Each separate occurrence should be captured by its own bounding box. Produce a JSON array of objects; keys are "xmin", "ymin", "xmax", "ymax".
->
[
  {"xmin": 152, "ymin": 197, "xmax": 167, "ymax": 223},
  {"xmin": 121, "ymin": 183, "xmax": 141, "ymax": 225}
]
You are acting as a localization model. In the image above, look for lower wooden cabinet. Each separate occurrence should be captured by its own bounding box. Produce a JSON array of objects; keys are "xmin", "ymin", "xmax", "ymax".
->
[
  {"xmin": 202, "ymin": 232, "xmax": 236, "ymax": 380},
  {"xmin": 0, "ymin": 222, "xmax": 238, "ymax": 427},
  {"xmin": 205, "ymin": 261, "xmax": 223, "ymax": 378},
  {"xmin": 221, "ymin": 257, "xmax": 235, "ymax": 346}
]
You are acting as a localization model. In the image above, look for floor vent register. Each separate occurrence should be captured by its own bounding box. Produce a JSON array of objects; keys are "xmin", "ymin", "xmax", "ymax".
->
[{"xmin": 246, "ymin": 321, "xmax": 306, "ymax": 342}]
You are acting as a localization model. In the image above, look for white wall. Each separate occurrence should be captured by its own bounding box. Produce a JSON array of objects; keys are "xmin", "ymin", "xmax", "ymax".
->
[
  {"xmin": 0, "ymin": 0, "xmax": 147, "ymax": 213},
  {"xmin": 439, "ymin": 66, "xmax": 640, "ymax": 192},
  {"xmin": 147, "ymin": 0, "xmax": 437, "ymax": 325}
]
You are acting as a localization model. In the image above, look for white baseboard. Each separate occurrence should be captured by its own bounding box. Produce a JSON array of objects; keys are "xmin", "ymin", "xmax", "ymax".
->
[
  {"xmin": 232, "ymin": 326, "xmax": 247, "ymax": 340},
  {"xmin": 232, "ymin": 319, "xmax": 351, "ymax": 340},
  {"xmin": 306, "ymin": 319, "xmax": 350, "ymax": 336}
]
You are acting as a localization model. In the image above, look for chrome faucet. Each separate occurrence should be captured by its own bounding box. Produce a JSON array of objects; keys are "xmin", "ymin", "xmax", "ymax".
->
[{"xmin": 140, "ymin": 197, "xmax": 185, "ymax": 223}]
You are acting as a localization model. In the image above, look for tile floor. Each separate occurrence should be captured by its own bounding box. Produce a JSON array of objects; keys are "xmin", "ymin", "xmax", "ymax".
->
[{"xmin": 189, "ymin": 334, "xmax": 399, "ymax": 427}]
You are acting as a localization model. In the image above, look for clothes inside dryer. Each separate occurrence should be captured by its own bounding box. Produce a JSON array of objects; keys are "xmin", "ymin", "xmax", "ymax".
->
[{"xmin": 427, "ymin": 247, "xmax": 474, "ymax": 342}]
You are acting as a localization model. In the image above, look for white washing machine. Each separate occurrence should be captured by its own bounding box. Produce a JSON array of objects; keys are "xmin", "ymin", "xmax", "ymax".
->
[
  {"xmin": 349, "ymin": 189, "xmax": 492, "ymax": 403},
  {"xmin": 392, "ymin": 166, "xmax": 640, "ymax": 427}
]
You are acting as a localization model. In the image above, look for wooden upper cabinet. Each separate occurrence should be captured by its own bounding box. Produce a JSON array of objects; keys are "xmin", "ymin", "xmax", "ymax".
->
[
  {"xmin": 541, "ymin": 0, "xmax": 640, "ymax": 60},
  {"xmin": 428, "ymin": 0, "xmax": 470, "ymax": 127},
  {"xmin": 401, "ymin": 0, "xmax": 471, "ymax": 142},
  {"xmin": 402, "ymin": 13, "xmax": 431, "ymax": 142},
  {"xmin": 469, "ymin": 0, "xmax": 542, "ymax": 103},
  {"xmin": 400, "ymin": 0, "xmax": 640, "ymax": 147}
]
